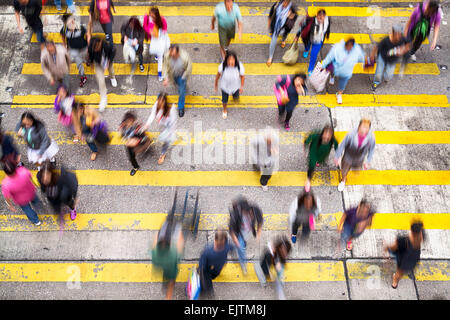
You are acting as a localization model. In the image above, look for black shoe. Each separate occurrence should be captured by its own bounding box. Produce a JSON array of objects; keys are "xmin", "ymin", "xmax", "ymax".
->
[
  {"xmin": 179, "ymin": 109, "xmax": 185, "ymax": 117},
  {"xmin": 130, "ymin": 168, "xmax": 139, "ymax": 176}
]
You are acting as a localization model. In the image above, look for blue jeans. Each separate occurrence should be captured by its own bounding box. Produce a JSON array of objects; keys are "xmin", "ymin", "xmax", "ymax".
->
[
  {"xmin": 269, "ymin": 32, "xmax": 279, "ymax": 60},
  {"xmin": 54, "ymin": 0, "xmax": 76, "ymax": 12},
  {"xmin": 35, "ymin": 27, "xmax": 46, "ymax": 44},
  {"xmin": 19, "ymin": 195, "xmax": 42, "ymax": 224},
  {"xmin": 337, "ymin": 75, "xmax": 351, "ymax": 92},
  {"xmin": 174, "ymin": 76, "xmax": 187, "ymax": 111},
  {"xmin": 373, "ymin": 54, "xmax": 396, "ymax": 85},
  {"xmin": 305, "ymin": 42, "xmax": 323, "ymax": 73},
  {"xmin": 340, "ymin": 222, "xmax": 362, "ymax": 248},
  {"xmin": 237, "ymin": 234, "xmax": 247, "ymax": 265},
  {"xmin": 87, "ymin": 142, "xmax": 98, "ymax": 153}
]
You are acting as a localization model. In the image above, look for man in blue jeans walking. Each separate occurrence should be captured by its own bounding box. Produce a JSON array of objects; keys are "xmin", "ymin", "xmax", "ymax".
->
[
  {"xmin": 163, "ymin": 44, "xmax": 192, "ymax": 118},
  {"xmin": 370, "ymin": 24, "xmax": 409, "ymax": 91},
  {"xmin": 229, "ymin": 197, "xmax": 263, "ymax": 274}
]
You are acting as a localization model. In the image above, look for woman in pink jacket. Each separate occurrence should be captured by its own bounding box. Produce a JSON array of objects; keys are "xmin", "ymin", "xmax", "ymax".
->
[{"xmin": 144, "ymin": 7, "xmax": 168, "ymax": 81}]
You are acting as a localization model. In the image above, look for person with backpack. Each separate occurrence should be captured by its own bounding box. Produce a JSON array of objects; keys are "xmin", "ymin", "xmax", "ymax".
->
[
  {"xmin": 289, "ymin": 191, "xmax": 321, "ymax": 243},
  {"xmin": 214, "ymin": 50, "xmax": 245, "ymax": 119},
  {"xmin": 334, "ymin": 119, "xmax": 376, "ymax": 192},
  {"xmin": 404, "ymin": 0, "xmax": 442, "ymax": 62},
  {"xmin": 303, "ymin": 125, "xmax": 338, "ymax": 192},
  {"xmin": 88, "ymin": 0, "xmax": 116, "ymax": 46},
  {"xmin": 2, "ymin": 159, "xmax": 43, "ymax": 226},
  {"xmin": 274, "ymin": 73, "xmax": 307, "ymax": 131},
  {"xmin": 211, "ymin": 0, "xmax": 243, "ymax": 60},
  {"xmin": 72, "ymin": 103, "xmax": 110, "ymax": 161},
  {"xmin": 250, "ymin": 127, "xmax": 279, "ymax": 191},
  {"xmin": 144, "ymin": 7, "xmax": 170, "ymax": 81},
  {"xmin": 37, "ymin": 161, "xmax": 79, "ymax": 221},
  {"xmin": 294, "ymin": 9, "xmax": 330, "ymax": 75},
  {"xmin": 121, "ymin": 16, "xmax": 146, "ymax": 73},
  {"xmin": 144, "ymin": 92, "xmax": 177, "ymax": 165},
  {"xmin": 384, "ymin": 221, "xmax": 425, "ymax": 289},
  {"xmin": 267, "ymin": 0, "xmax": 298, "ymax": 66},
  {"xmin": 14, "ymin": 0, "xmax": 46, "ymax": 47},
  {"xmin": 198, "ymin": 230, "xmax": 235, "ymax": 298},
  {"xmin": 87, "ymin": 37, "xmax": 117, "ymax": 112},
  {"xmin": 229, "ymin": 197, "xmax": 263, "ymax": 274},
  {"xmin": 338, "ymin": 199, "xmax": 375, "ymax": 251},
  {"xmin": 60, "ymin": 14, "xmax": 89, "ymax": 87},
  {"xmin": 321, "ymin": 38, "xmax": 366, "ymax": 104},
  {"xmin": 16, "ymin": 112, "xmax": 59, "ymax": 169}
]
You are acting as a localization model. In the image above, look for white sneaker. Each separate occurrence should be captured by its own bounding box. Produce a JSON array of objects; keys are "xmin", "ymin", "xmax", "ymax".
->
[
  {"xmin": 336, "ymin": 93, "xmax": 343, "ymax": 104},
  {"xmin": 110, "ymin": 78, "xmax": 117, "ymax": 87},
  {"xmin": 262, "ymin": 185, "xmax": 268, "ymax": 191},
  {"xmin": 338, "ymin": 181, "xmax": 346, "ymax": 192},
  {"xmin": 99, "ymin": 97, "xmax": 107, "ymax": 112},
  {"xmin": 410, "ymin": 54, "xmax": 417, "ymax": 62},
  {"xmin": 329, "ymin": 76, "xmax": 335, "ymax": 85},
  {"xmin": 34, "ymin": 221, "xmax": 41, "ymax": 226}
]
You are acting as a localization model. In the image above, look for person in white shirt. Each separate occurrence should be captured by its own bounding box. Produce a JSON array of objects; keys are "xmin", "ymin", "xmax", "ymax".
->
[
  {"xmin": 144, "ymin": 92, "xmax": 177, "ymax": 165},
  {"xmin": 214, "ymin": 50, "xmax": 245, "ymax": 119},
  {"xmin": 250, "ymin": 127, "xmax": 279, "ymax": 191}
]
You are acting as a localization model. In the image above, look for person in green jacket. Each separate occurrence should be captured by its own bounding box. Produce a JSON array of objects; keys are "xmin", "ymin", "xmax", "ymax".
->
[{"xmin": 303, "ymin": 125, "xmax": 338, "ymax": 191}]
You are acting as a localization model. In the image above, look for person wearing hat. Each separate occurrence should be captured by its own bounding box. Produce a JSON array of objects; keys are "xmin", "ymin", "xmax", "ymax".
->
[{"xmin": 370, "ymin": 25, "xmax": 410, "ymax": 91}]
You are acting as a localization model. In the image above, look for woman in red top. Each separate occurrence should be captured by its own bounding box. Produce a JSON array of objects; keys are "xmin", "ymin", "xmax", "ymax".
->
[
  {"xmin": 144, "ymin": 7, "xmax": 168, "ymax": 81},
  {"xmin": 88, "ymin": 0, "xmax": 116, "ymax": 46}
]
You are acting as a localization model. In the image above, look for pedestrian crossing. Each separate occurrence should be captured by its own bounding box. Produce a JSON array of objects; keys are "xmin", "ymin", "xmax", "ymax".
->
[{"xmin": 1, "ymin": 0, "xmax": 449, "ymax": 299}]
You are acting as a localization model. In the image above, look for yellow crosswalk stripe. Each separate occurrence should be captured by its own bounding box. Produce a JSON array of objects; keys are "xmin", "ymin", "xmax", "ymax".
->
[
  {"xmin": 42, "ymin": 6, "xmax": 415, "ymax": 17},
  {"xmin": 1, "ymin": 170, "xmax": 449, "ymax": 187},
  {"xmin": 12, "ymin": 94, "xmax": 450, "ymax": 108},
  {"xmin": 21, "ymin": 62, "xmax": 440, "ymax": 76},
  {"xmin": 10, "ymin": 130, "xmax": 450, "ymax": 146},
  {"xmin": 1, "ymin": 212, "xmax": 448, "ymax": 232},
  {"xmin": 307, "ymin": 0, "xmax": 421, "ymax": 2}
]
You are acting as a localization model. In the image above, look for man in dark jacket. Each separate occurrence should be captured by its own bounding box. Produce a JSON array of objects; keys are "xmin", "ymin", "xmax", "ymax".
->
[
  {"xmin": 229, "ymin": 197, "xmax": 263, "ymax": 274},
  {"xmin": 14, "ymin": 0, "xmax": 46, "ymax": 47},
  {"xmin": 88, "ymin": 37, "xmax": 117, "ymax": 112}
]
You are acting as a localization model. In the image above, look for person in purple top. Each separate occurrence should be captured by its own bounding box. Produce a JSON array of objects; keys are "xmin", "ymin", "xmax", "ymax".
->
[
  {"xmin": 404, "ymin": 0, "xmax": 442, "ymax": 61},
  {"xmin": 338, "ymin": 199, "xmax": 375, "ymax": 251}
]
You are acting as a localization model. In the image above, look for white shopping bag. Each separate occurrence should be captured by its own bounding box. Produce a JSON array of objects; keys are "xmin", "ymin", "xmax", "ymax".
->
[{"xmin": 308, "ymin": 61, "xmax": 329, "ymax": 93}]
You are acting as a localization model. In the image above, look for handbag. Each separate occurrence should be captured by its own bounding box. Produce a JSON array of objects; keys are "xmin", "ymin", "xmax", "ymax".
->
[
  {"xmin": 282, "ymin": 42, "xmax": 299, "ymax": 65},
  {"xmin": 273, "ymin": 75, "xmax": 291, "ymax": 106},
  {"xmin": 149, "ymin": 30, "xmax": 170, "ymax": 56},
  {"xmin": 186, "ymin": 267, "xmax": 201, "ymax": 300},
  {"xmin": 308, "ymin": 61, "xmax": 329, "ymax": 93}
]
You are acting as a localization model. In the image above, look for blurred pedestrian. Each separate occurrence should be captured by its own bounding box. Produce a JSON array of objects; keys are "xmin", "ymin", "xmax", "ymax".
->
[
  {"xmin": 0, "ymin": 129, "xmax": 21, "ymax": 165},
  {"xmin": 88, "ymin": 0, "xmax": 116, "ymax": 46},
  {"xmin": 274, "ymin": 73, "xmax": 307, "ymax": 131},
  {"xmin": 334, "ymin": 119, "xmax": 376, "ymax": 192},
  {"xmin": 16, "ymin": 112, "xmax": 59, "ymax": 169},
  {"xmin": 14, "ymin": 0, "xmax": 46, "ymax": 47},
  {"xmin": 404, "ymin": 0, "xmax": 442, "ymax": 62},
  {"xmin": 54, "ymin": 84, "xmax": 76, "ymax": 141},
  {"xmin": 338, "ymin": 199, "xmax": 375, "ymax": 251},
  {"xmin": 2, "ymin": 159, "xmax": 42, "ymax": 226},
  {"xmin": 55, "ymin": 0, "xmax": 76, "ymax": 13},
  {"xmin": 289, "ymin": 191, "xmax": 321, "ymax": 243},
  {"xmin": 250, "ymin": 127, "xmax": 279, "ymax": 191},
  {"xmin": 121, "ymin": 16, "xmax": 145, "ymax": 73},
  {"xmin": 144, "ymin": 92, "xmax": 177, "ymax": 165},
  {"xmin": 119, "ymin": 111, "xmax": 152, "ymax": 176},
  {"xmin": 198, "ymin": 230, "xmax": 235, "ymax": 298},
  {"xmin": 211, "ymin": 0, "xmax": 243, "ymax": 60},
  {"xmin": 61, "ymin": 14, "xmax": 89, "ymax": 87},
  {"xmin": 72, "ymin": 103, "xmax": 110, "ymax": 161},
  {"xmin": 41, "ymin": 41, "xmax": 71, "ymax": 88},
  {"xmin": 321, "ymin": 38, "xmax": 366, "ymax": 104},
  {"xmin": 144, "ymin": 7, "xmax": 168, "ymax": 81},
  {"xmin": 214, "ymin": 50, "xmax": 245, "ymax": 119},
  {"xmin": 370, "ymin": 25, "xmax": 409, "ymax": 91},
  {"xmin": 162, "ymin": 44, "xmax": 192, "ymax": 118},
  {"xmin": 294, "ymin": 9, "xmax": 330, "ymax": 75},
  {"xmin": 267, "ymin": 0, "xmax": 298, "ymax": 66},
  {"xmin": 229, "ymin": 197, "xmax": 263, "ymax": 274},
  {"xmin": 303, "ymin": 125, "xmax": 338, "ymax": 192},
  {"xmin": 384, "ymin": 221, "xmax": 425, "ymax": 288},
  {"xmin": 151, "ymin": 218, "xmax": 184, "ymax": 300},
  {"xmin": 37, "ymin": 161, "xmax": 78, "ymax": 220},
  {"xmin": 87, "ymin": 37, "xmax": 117, "ymax": 112}
]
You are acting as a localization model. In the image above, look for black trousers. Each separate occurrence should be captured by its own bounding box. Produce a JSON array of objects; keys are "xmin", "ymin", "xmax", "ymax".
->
[
  {"xmin": 126, "ymin": 147, "xmax": 140, "ymax": 169},
  {"xmin": 307, "ymin": 165, "xmax": 315, "ymax": 179},
  {"xmin": 260, "ymin": 251, "xmax": 273, "ymax": 278},
  {"xmin": 278, "ymin": 104, "xmax": 293, "ymax": 124},
  {"xmin": 199, "ymin": 268, "xmax": 217, "ymax": 298},
  {"xmin": 292, "ymin": 220, "xmax": 311, "ymax": 239}
]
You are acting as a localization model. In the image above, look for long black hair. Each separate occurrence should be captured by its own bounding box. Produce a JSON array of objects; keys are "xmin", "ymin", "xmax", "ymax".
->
[
  {"xmin": 297, "ymin": 190, "xmax": 317, "ymax": 209},
  {"xmin": 20, "ymin": 112, "xmax": 45, "ymax": 130},
  {"xmin": 222, "ymin": 50, "xmax": 240, "ymax": 72},
  {"xmin": 157, "ymin": 92, "xmax": 171, "ymax": 118},
  {"xmin": 150, "ymin": 7, "xmax": 164, "ymax": 30}
]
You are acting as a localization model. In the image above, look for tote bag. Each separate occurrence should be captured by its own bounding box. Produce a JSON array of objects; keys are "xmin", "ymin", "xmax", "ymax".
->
[{"xmin": 282, "ymin": 42, "xmax": 299, "ymax": 65}]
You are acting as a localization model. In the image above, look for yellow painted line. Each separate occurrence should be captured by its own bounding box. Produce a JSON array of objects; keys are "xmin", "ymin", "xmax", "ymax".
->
[
  {"xmin": 0, "ymin": 262, "xmax": 345, "ymax": 282},
  {"xmin": 347, "ymin": 261, "xmax": 450, "ymax": 281},
  {"xmin": 1, "ymin": 212, "xmax": 449, "ymax": 232},
  {"xmin": 32, "ymin": 32, "xmax": 372, "ymax": 45},
  {"xmin": 10, "ymin": 130, "xmax": 450, "ymax": 146},
  {"xmin": 307, "ymin": 0, "xmax": 421, "ymax": 2},
  {"xmin": 22, "ymin": 62, "xmax": 440, "ymax": 76},
  {"xmin": 12, "ymin": 94, "xmax": 450, "ymax": 108},
  {"xmin": 42, "ymin": 6, "xmax": 414, "ymax": 17},
  {"xmin": 372, "ymin": 34, "xmax": 429, "ymax": 44},
  {"xmin": 1, "ymin": 170, "xmax": 449, "ymax": 187}
]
